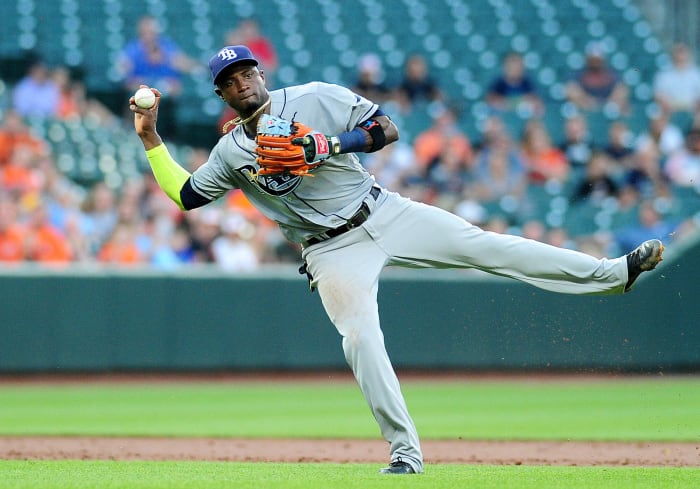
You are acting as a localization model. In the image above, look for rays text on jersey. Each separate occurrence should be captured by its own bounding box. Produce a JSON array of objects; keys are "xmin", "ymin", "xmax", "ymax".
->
[{"xmin": 238, "ymin": 165, "xmax": 302, "ymax": 196}]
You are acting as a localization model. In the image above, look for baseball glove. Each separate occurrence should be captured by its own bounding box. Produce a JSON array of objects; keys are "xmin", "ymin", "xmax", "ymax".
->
[{"xmin": 255, "ymin": 114, "xmax": 337, "ymax": 177}]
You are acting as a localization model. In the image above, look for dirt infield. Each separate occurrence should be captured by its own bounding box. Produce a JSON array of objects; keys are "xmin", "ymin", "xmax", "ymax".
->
[
  {"xmin": 1, "ymin": 373, "xmax": 698, "ymax": 467},
  {"xmin": 1, "ymin": 437, "xmax": 698, "ymax": 467}
]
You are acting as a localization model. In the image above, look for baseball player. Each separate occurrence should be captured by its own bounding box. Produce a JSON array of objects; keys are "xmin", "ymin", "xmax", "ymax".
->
[{"xmin": 131, "ymin": 45, "xmax": 664, "ymax": 474}]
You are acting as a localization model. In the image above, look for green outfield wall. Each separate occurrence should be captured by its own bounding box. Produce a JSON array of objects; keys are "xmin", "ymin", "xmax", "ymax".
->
[{"xmin": 0, "ymin": 236, "xmax": 698, "ymax": 373}]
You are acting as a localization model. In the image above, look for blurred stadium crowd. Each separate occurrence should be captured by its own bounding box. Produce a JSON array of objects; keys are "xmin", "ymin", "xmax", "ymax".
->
[{"xmin": 0, "ymin": 0, "xmax": 699, "ymax": 271}]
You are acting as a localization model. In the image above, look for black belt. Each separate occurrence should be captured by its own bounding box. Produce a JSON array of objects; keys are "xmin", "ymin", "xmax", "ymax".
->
[{"xmin": 303, "ymin": 186, "xmax": 381, "ymax": 247}]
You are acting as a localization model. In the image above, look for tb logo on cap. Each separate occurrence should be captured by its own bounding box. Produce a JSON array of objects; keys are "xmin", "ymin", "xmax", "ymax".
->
[{"xmin": 218, "ymin": 48, "xmax": 239, "ymax": 61}]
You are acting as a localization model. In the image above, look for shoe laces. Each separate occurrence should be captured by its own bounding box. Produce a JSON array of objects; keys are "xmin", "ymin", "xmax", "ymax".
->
[
  {"xmin": 390, "ymin": 457, "xmax": 408, "ymax": 467},
  {"xmin": 628, "ymin": 240, "xmax": 660, "ymax": 270},
  {"xmin": 628, "ymin": 242, "xmax": 646, "ymax": 264}
]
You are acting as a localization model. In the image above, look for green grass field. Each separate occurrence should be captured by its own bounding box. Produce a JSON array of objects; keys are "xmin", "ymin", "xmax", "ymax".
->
[
  {"xmin": 1, "ymin": 375, "xmax": 699, "ymax": 488},
  {"xmin": 2, "ymin": 461, "xmax": 698, "ymax": 489}
]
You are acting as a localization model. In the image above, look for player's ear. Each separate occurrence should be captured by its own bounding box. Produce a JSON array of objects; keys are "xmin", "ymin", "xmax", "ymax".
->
[
  {"xmin": 259, "ymin": 70, "xmax": 269, "ymax": 88},
  {"xmin": 214, "ymin": 88, "xmax": 224, "ymax": 99}
]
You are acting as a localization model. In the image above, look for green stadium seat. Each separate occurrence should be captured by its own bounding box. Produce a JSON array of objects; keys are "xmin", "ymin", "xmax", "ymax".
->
[{"xmin": 562, "ymin": 200, "xmax": 603, "ymax": 237}]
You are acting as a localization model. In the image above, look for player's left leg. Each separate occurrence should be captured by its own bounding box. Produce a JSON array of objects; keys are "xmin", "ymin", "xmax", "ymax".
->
[
  {"xmin": 302, "ymin": 229, "xmax": 423, "ymax": 474},
  {"xmin": 364, "ymin": 193, "xmax": 659, "ymax": 295}
]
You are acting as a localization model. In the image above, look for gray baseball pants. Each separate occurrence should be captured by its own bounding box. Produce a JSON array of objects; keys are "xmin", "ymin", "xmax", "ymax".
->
[{"xmin": 301, "ymin": 190, "xmax": 629, "ymax": 473}]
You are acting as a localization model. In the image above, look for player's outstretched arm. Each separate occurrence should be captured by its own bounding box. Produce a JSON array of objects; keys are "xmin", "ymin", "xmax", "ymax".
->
[{"xmin": 130, "ymin": 86, "xmax": 191, "ymax": 210}]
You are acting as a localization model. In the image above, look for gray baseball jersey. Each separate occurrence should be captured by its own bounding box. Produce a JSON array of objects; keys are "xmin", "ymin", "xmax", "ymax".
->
[{"xmin": 189, "ymin": 82, "xmax": 378, "ymax": 243}]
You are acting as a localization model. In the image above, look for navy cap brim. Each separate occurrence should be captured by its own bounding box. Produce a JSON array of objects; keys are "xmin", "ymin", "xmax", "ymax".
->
[
  {"xmin": 213, "ymin": 59, "xmax": 258, "ymax": 85},
  {"xmin": 209, "ymin": 45, "xmax": 259, "ymax": 85}
]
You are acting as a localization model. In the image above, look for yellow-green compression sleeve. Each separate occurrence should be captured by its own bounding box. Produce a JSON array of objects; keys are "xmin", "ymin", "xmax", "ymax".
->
[{"xmin": 145, "ymin": 144, "xmax": 191, "ymax": 210}]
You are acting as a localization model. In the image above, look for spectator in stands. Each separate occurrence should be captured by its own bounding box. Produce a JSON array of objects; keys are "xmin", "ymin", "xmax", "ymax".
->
[
  {"xmin": 115, "ymin": 181, "xmax": 153, "ymax": 260},
  {"xmin": 137, "ymin": 170, "xmax": 195, "ymax": 268},
  {"xmin": 653, "ymin": 43, "xmax": 700, "ymax": 116},
  {"xmin": 624, "ymin": 146, "xmax": 670, "ymax": 201},
  {"xmin": 480, "ymin": 214, "xmax": 509, "ymax": 234},
  {"xmin": 413, "ymin": 104, "xmax": 473, "ymax": 172},
  {"xmin": 0, "ymin": 143, "xmax": 42, "ymax": 195},
  {"xmin": 614, "ymin": 184, "xmax": 642, "ymax": 219},
  {"xmin": 150, "ymin": 225, "xmax": 196, "ymax": 268},
  {"xmin": 79, "ymin": 182, "xmax": 118, "ymax": 256},
  {"xmin": 117, "ymin": 15, "xmax": 199, "ymax": 138},
  {"xmin": 520, "ymin": 219, "xmax": 547, "ymax": 242},
  {"xmin": 559, "ymin": 114, "xmax": 595, "ymax": 174},
  {"xmin": 225, "ymin": 19, "xmax": 278, "ymax": 86},
  {"xmin": 52, "ymin": 66, "xmax": 82, "ymax": 120},
  {"xmin": 663, "ymin": 127, "xmax": 700, "ymax": 187},
  {"xmin": 53, "ymin": 67, "xmax": 118, "ymax": 125},
  {"xmin": 0, "ymin": 110, "xmax": 48, "ymax": 171},
  {"xmin": 139, "ymin": 172, "xmax": 185, "ymax": 249},
  {"xmin": 181, "ymin": 206, "xmax": 220, "ymax": 263},
  {"xmin": 0, "ymin": 110, "xmax": 47, "ymax": 168},
  {"xmin": 614, "ymin": 200, "xmax": 680, "ymax": 254},
  {"xmin": 602, "ymin": 121, "xmax": 635, "ymax": 174},
  {"xmin": 545, "ymin": 227, "xmax": 576, "ymax": 250},
  {"xmin": 97, "ymin": 221, "xmax": 144, "ymax": 264},
  {"xmin": 425, "ymin": 144, "xmax": 476, "ymax": 210},
  {"xmin": 396, "ymin": 54, "xmax": 442, "ymax": 111},
  {"xmin": 449, "ymin": 199, "xmax": 486, "ymax": 228},
  {"xmin": 11, "ymin": 60, "xmax": 60, "ymax": 118},
  {"xmin": 565, "ymin": 43, "xmax": 629, "ymax": 115},
  {"xmin": 520, "ymin": 119, "xmax": 570, "ymax": 184},
  {"xmin": 635, "ymin": 112, "xmax": 685, "ymax": 159},
  {"xmin": 54, "ymin": 212, "xmax": 89, "ymax": 263},
  {"xmin": 211, "ymin": 211, "xmax": 260, "ymax": 272},
  {"xmin": 471, "ymin": 125, "xmax": 527, "ymax": 203},
  {"xmin": 476, "ymin": 114, "xmax": 509, "ymax": 147},
  {"xmin": 360, "ymin": 140, "xmax": 415, "ymax": 191},
  {"xmin": 569, "ymin": 151, "xmax": 619, "ymax": 205},
  {"xmin": 486, "ymin": 52, "xmax": 543, "ymax": 117},
  {"xmin": 224, "ymin": 187, "xmax": 274, "ymax": 236},
  {"xmin": 352, "ymin": 53, "xmax": 392, "ymax": 105},
  {"xmin": 33, "ymin": 154, "xmax": 83, "ymax": 235},
  {"xmin": 0, "ymin": 194, "xmax": 25, "ymax": 262},
  {"xmin": 471, "ymin": 147, "xmax": 527, "ymax": 202},
  {"xmin": 118, "ymin": 15, "xmax": 198, "ymax": 95},
  {"xmin": 23, "ymin": 201, "xmax": 73, "ymax": 263},
  {"xmin": 263, "ymin": 231, "xmax": 303, "ymax": 264}
]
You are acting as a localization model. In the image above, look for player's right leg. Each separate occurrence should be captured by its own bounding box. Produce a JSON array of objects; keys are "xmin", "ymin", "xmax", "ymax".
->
[{"xmin": 302, "ymin": 229, "xmax": 423, "ymax": 474}]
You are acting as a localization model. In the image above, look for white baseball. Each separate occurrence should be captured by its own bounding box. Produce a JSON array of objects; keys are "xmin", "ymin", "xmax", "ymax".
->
[{"xmin": 134, "ymin": 87, "xmax": 156, "ymax": 109}]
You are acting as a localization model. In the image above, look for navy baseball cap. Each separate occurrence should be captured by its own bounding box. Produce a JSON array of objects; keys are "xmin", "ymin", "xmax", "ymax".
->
[{"xmin": 209, "ymin": 45, "xmax": 259, "ymax": 84}]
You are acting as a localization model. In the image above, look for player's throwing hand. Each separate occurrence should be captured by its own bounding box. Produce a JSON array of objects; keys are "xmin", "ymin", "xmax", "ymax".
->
[{"xmin": 130, "ymin": 85, "xmax": 163, "ymax": 150}]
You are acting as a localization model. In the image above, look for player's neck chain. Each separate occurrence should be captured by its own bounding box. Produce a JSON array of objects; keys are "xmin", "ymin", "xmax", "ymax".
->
[{"xmin": 224, "ymin": 98, "xmax": 271, "ymax": 133}]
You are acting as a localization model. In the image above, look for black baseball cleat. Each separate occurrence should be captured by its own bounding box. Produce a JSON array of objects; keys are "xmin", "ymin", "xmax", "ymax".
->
[
  {"xmin": 379, "ymin": 458, "xmax": 416, "ymax": 474},
  {"xmin": 625, "ymin": 239, "xmax": 664, "ymax": 292}
]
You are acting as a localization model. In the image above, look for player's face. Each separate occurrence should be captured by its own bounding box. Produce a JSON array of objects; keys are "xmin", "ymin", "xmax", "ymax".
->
[{"xmin": 215, "ymin": 65, "xmax": 267, "ymax": 114}]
